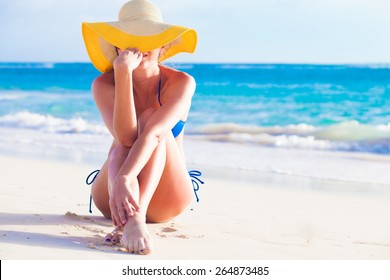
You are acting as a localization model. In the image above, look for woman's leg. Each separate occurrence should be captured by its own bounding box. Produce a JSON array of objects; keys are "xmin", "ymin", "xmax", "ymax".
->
[
  {"xmin": 119, "ymin": 108, "xmax": 166, "ymax": 254},
  {"xmin": 129, "ymin": 108, "xmax": 193, "ymax": 222},
  {"xmin": 144, "ymin": 133, "xmax": 193, "ymax": 223},
  {"xmin": 90, "ymin": 157, "xmax": 110, "ymax": 219},
  {"xmin": 90, "ymin": 141, "xmax": 128, "ymax": 220},
  {"xmin": 91, "ymin": 108, "xmax": 194, "ymax": 253}
]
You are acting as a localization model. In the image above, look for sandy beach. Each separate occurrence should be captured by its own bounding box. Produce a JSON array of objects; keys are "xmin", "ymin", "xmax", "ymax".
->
[{"xmin": 1, "ymin": 141, "xmax": 390, "ymax": 260}]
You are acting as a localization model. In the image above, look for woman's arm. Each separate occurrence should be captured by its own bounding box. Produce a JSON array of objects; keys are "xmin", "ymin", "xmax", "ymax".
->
[
  {"xmin": 112, "ymin": 69, "xmax": 137, "ymax": 147},
  {"xmin": 91, "ymin": 70, "xmax": 138, "ymax": 147},
  {"xmin": 92, "ymin": 50, "xmax": 141, "ymax": 146},
  {"xmin": 112, "ymin": 49, "xmax": 143, "ymax": 147},
  {"xmin": 92, "ymin": 73, "xmax": 116, "ymax": 138}
]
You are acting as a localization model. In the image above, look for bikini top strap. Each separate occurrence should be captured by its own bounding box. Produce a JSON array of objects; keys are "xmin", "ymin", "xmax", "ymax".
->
[{"xmin": 157, "ymin": 76, "xmax": 162, "ymax": 107}]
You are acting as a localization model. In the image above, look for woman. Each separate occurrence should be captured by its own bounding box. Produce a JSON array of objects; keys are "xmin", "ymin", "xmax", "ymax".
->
[{"xmin": 81, "ymin": 0, "xmax": 198, "ymax": 254}]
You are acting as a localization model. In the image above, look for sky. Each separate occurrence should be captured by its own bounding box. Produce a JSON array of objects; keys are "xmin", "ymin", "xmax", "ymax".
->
[{"xmin": 1, "ymin": 0, "xmax": 390, "ymax": 64}]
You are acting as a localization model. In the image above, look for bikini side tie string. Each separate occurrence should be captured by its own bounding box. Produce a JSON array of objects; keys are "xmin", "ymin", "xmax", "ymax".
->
[
  {"xmin": 188, "ymin": 170, "xmax": 204, "ymax": 202},
  {"xmin": 85, "ymin": 169, "xmax": 203, "ymax": 212},
  {"xmin": 85, "ymin": 169, "xmax": 100, "ymax": 213}
]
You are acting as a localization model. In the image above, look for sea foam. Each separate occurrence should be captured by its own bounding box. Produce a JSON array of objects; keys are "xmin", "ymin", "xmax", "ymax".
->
[
  {"xmin": 0, "ymin": 111, "xmax": 108, "ymax": 135},
  {"xmin": 187, "ymin": 121, "xmax": 390, "ymax": 154}
]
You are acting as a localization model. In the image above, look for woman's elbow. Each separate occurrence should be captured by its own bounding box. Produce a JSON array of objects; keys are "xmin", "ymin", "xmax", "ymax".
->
[
  {"xmin": 116, "ymin": 139, "xmax": 133, "ymax": 148},
  {"xmin": 114, "ymin": 132, "xmax": 137, "ymax": 148}
]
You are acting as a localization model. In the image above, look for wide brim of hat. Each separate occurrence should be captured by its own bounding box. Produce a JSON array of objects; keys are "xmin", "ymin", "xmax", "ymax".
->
[{"xmin": 82, "ymin": 20, "xmax": 197, "ymax": 72}]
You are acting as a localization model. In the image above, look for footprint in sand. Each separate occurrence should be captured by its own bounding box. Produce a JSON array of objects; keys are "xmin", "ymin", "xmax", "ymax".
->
[
  {"xmin": 64, "ymin": 211, "xmax": 111, "ymax": 227},
  {"xmin": 65, "ymin": 211, "xmax": 92, "ymax": 221},
  {"xmin": 156, "ymin": 226, "xmax": 204, "ymax": 239},
  {"xmin": 74, "ymin": 224, "xmax": 106, "ymax": 234},
  {"xmin": 64, "ymin": 211, "xmax": 124, "ymax": 252},
  {"xmin": 161, "ymin": 227, "xmax": 178, "ymax": 233}
]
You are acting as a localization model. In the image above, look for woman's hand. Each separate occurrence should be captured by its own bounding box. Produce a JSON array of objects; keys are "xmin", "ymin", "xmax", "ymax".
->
[
  {"xmin": 113, "ymin": 48, "xmax": 143, "ymax": 73},
  {"xmin": 109, "ymin": 175, "xmax": 140, "ymax": 226}
]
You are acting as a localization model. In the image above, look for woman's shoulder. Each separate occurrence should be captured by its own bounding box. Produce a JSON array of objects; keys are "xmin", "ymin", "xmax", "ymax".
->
[
  {"xmin": 160, "ymin": 65, "xmax": 195, "ymax": 87},
  {"xmin": 160, "ymin": 66, "xmax": 195, "ymax": 100},
  {"xmin": 91, "ymin": 72, "xmax": 115, "ymax": 93}
]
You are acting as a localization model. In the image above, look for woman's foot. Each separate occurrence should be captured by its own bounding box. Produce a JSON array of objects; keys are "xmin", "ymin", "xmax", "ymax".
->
[{"xmin": 121, "ymin": 211, "xmax": 153, "ymax": 255}]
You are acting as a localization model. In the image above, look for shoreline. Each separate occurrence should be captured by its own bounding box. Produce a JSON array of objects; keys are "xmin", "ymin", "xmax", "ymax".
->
[
  {"xmin": 1, "ymin": 154, "xmax": 390, "ymax": 259},
  {"xmin": 1, "ymin": 125, "xmax": 390, "ymax": 186}
]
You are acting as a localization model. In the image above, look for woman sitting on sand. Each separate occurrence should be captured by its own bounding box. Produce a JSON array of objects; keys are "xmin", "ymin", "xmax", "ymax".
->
[{"xmin": 82, "ymin": 0, "xmax": 198, "ymax": 254}]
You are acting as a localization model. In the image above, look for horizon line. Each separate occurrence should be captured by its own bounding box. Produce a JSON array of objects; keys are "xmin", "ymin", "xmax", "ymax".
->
[{"xmin": 1, "ymin": 61, "xmax": 390, "ymax": 66}]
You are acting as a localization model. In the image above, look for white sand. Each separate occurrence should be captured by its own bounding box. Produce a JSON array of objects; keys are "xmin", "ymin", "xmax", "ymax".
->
[{"xmin": 1, "ymin": 154, "xmax": 390, "ymax": 260}]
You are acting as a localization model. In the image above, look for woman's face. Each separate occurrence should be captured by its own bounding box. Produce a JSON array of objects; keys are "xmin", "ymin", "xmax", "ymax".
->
[{"xmin": 114, "ymin": 46, "xmax": 163, "ymax": 70}]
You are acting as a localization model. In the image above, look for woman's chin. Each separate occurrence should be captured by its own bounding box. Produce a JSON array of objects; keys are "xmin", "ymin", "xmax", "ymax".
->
[{"xmin": 138, "ymin": 59, "xmax": 157, "ymax": 70}]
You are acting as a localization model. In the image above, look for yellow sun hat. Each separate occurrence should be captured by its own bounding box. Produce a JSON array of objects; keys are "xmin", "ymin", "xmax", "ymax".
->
[{"xmin": 82, "ymin": 0, "xmax": 197, "ymax": 72}]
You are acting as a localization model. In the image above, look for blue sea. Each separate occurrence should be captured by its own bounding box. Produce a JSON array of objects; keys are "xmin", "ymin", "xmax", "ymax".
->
[{"xmin": 1, "ymin": 62, "xmax": 390, "ymax": 157}]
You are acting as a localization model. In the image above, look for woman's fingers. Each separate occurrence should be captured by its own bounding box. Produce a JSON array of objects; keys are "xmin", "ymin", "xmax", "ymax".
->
[
  {"xmin": 126, "ymin": 48, "xmax": 139, "ymax": 54},
  {"xmin": 117, "ymin": 204, "xmax": 128, "ymax": 225},
  {"xmin": 116, "ymin": 47, "xmax": 142, "ymax": 58},
  {"xmin": 109, "ymin": 198, "xmax": 120, "ymax": 226},
  {"xmin": 127, "ymin": 196, "xmax": 140, "ymax": 211},
  {"xmin": 123, "ymin": 200, "xmax": 134, "ymax": 217},
  {"xmin": 126, "ymin": 48, "xmax": 143, "ymax": 61},
  {"xmin": 114, "ymin": 47, "xmax": 143, "ymax": 71},
  {"xmin": 110, "ymin": 199, "xmax": 133, "ymax": 226}
]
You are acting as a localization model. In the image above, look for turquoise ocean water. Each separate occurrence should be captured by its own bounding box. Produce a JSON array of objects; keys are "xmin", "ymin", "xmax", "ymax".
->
[{"xmin": 1, "ymin": 62, "xmax": 390, "ymax": 155}]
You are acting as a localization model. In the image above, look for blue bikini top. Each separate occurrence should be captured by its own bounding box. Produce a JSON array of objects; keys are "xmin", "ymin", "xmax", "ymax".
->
[{"xmin": 157, "ymin": 77, "xmax": 186, "ymax": 138}]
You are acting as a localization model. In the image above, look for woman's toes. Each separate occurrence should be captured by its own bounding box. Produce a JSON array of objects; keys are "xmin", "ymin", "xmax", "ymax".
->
[
  {"xmin": 112, "ymin": 232, "xmax": 122, "ymax": 243},
  {"xmin": 143, "ymin": 242, "xmax": 152, "ymax": 255},
  {"xmin": 105, "ymin": 226, "xmax": 123, "ymax": 244},
  {"xmin": 105, "ymin": 232, "xmax": 114, "ymax": 243},
  {"xmin": 136, "ymin": 239, "xmax": 145, "ymax": 254}
]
